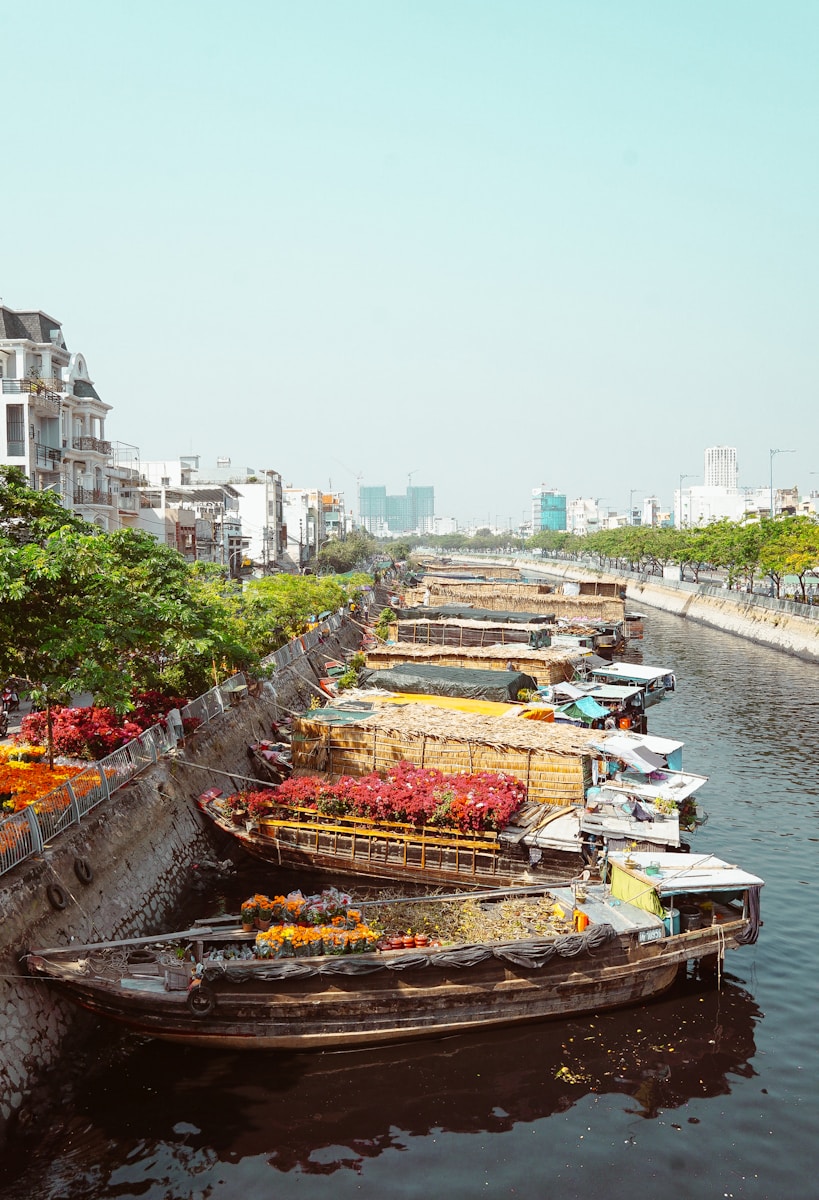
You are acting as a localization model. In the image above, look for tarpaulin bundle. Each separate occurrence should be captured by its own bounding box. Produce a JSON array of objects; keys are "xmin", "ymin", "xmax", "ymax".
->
[
  {"xmin": 201, "ymin": 924, "xmax": 619, "ymax": 983},
  {"xmin": 358, "ymin": 663, "xmax": 538, "ymax": 702}
]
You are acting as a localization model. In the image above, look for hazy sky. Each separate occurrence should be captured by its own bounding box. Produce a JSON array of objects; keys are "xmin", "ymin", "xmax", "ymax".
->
[{"xmin": 3, "ymin": 2, "xmax": 817, "ymax": 524}]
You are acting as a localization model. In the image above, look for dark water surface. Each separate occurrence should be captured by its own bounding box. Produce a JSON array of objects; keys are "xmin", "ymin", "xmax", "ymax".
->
[{"xmin": 2, "ymin": 610, "xmax": 817, "ymax": 1199}]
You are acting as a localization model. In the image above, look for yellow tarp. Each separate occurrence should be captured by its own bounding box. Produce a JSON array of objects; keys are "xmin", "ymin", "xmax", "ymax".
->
[
  {"xmin": 373, "ymin": 693, "xmax": 519, "ymax": 717},
  {"xmin": 372, "ymin": 693, "xmax": 554, "ymax": 720},
  {"xmin": 609, "ymin": 863, "xmax": 664, "ymax": 916}
]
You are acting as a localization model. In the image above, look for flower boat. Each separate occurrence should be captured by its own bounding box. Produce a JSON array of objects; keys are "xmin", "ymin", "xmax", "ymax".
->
[
  {"xmin": 26, "ymin": 852, "xmax": 763, "ymax": 1050},
  {"xmin": 197, "ymin": 747, "xmax": 706, "ymax": 888}
]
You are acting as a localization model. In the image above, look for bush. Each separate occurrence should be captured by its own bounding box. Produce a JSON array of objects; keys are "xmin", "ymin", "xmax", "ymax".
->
[{"xmin": 20, "ymin": 692, "xmax": 190, "ymax": 760}]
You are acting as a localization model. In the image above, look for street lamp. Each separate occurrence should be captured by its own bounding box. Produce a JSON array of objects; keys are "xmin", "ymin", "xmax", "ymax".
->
[
  {"xmin": 678, "ymin": 474, "xmax": 697, "ymax": 528},
  {"xmin": 769, "ymin": 448, "xmax": 795, "ymax": 518}
]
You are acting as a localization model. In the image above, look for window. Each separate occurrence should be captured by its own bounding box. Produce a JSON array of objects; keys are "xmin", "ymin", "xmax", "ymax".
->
[{"xmin": 6, "ymin": 404, "xmax": 24, "ymax": 456}]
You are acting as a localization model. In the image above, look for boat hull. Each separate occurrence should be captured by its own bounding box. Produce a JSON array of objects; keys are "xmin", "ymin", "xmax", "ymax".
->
[
  {"xmin": 203, "ymin": 801, "xmax": 585, "ymax": 888},
  {"xmin": 28, "ymin": 920, "xmax": 746, "ymax": 1051}
]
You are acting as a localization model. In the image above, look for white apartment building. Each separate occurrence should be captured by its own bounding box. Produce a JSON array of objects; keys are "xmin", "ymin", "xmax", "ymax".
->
[
  {"xmin": 567, "ymin": 497, "xmax": 602, "ymax": 536},
  {"xmin": 0, "ymin": 307, "xmax": 126, "ymax": 529},
  {"xmin": 141, "ymin": 457, "xmax": 285, "ymax": 572},
  {"xmin": 704, "ymin": 446, "xmax": 738, "ymax": 489},
  {"xmin": 282, "ymin": 487, "xmax": 326, "ymax": 572},
  {"xmin": 432, "ymin": 516, "xmax": 458, "ymax": 536},
  {"xmin": 641, "ymin": 496, "xmax": 662, "ymax": 527}
]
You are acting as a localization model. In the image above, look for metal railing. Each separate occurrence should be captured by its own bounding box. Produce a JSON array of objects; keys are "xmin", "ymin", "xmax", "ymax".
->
[
  {"xmin": 0, "ymin": 672, "xmax": 247, "ymax": 879},
  {"xmin": 72, "ymin": 436, "xmax": 112, "ymax": 455},
  {"xmin": 73, "ymin": 486, "xmax": 114, "ymax": 507},
  {"xmin": 261, "ymin": 612, "xmax": 344, "ymax": 672},
  {"xmin": 2, "ymin": 377, "xmax": 63, "ymax": 397},
  {"xmin": 34, "ymin": 443, "xmax": 62, "ymax": 468}
]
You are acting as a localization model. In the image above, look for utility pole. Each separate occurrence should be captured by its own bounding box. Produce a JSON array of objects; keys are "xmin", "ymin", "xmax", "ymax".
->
[
  {"xmin": 678, "ymin": 474, "xmax": 696, "ymax": 528},
  {"xmin": 769, "ymin": 448, "xmax": 795, "ymax": 518}
]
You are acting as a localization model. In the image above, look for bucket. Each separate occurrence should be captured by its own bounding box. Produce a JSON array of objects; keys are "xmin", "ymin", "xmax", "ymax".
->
[
  {"xmin": 679, "ymin": 907, "xmax": 703, "ymax": 931},
  {"xmin": 662, "ymin": 907, "xmax": 680, "ymax": 936},
  {"xmin": 618, "ymin": 717, "xmax": 632, "ymax": 730}
]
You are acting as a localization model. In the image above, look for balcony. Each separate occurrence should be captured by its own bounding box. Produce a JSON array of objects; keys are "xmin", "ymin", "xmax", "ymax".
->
[
  {"xmin": 2, "ymin": 378, "xmax": 62, "ymax": 416},
  {"xmin": 117, "ymin": 492, "xmax": 139, "ymax": 513},
  {"xmin": 73, "ymin": 486, "xmax": 114, "ymax": 507},
  {"xmin": 2, "ymin": 376, "xmax": 63, "ymax": 396},
  {"xmin": 34, "ymin": 443, "xmax": 62, "ymax": 468},
  {"xmin": 72, "ymin": 436, "xmax": 112, "ymax": 455}
]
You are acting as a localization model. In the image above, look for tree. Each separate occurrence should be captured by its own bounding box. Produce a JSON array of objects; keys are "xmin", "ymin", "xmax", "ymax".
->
[
  {"xmin": 758, "ymin": 515, "xmax": 819, "ymax": 601},
  {"xmin": 317, "ymin": 530, "xmax": 376, "ymax": 574},
  {"xmin": 0, "ymin": 465, "xmax": 89, "ymax": 544},
  {"xmin": 0, "ymin": 525, "xmax": 257, "ymax": 708},
  {"xmin": 243, "ymin": 573, "xmax": 366, "ymax": 656}
]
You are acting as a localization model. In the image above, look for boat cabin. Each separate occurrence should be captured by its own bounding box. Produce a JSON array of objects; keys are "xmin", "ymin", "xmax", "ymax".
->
[{"xmin": 588, "ymin": 662, "xmax": 676, "ymax": 706}]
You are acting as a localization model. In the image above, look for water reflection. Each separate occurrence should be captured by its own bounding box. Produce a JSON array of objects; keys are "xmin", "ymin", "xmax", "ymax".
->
[{"xmin": 1, "ymin": 974, "xmax": 760, "ymax": 1193}]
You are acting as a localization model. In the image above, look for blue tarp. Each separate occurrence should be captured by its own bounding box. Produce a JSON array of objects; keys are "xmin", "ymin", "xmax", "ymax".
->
[{"xmin": 559, "ymin": 695, "xmax": 610, "ymax": 723}]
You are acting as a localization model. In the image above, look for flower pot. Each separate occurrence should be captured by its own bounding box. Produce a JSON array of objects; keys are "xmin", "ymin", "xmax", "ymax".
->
[
  {"xmin": 256, "ymin": 919, "xmax": 271, "ymax": 932},
  {"xmin": 241, "ymin": 922, "xmax": 254, "ymax": 933}
]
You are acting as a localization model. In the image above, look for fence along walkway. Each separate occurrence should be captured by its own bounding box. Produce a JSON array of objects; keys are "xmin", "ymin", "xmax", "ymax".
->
[
  {"xmin": 261, "ymin": 611, "xmax": 344, "ymax": 671},
  {"xmin": 0, "ymin": 673, "xmax": 247, "ymax": 879}
]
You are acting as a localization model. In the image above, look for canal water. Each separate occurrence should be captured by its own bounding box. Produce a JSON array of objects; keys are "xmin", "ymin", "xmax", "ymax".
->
[{"xmin": 1, "ymin": 609, "xmax": 817, "ymax": 1200}]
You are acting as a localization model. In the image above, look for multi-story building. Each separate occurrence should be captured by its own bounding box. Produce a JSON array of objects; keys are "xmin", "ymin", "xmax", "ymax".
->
[
  {"xmin": 704, "ymin": 446, "xmax": 738, "ymax": 489},
  {"xmin": 136, "ymin": 480, "xmax": 245, "ymax": 571},
  {"xmin": 567, "ymin": 498, "xmax": 602, "ymax": 537},
  {"xmin": 319, "ymin": 491, "xmax": 347, "ymax": 541},
  {"xmin": 141, "ymin": 457, "xmax": 284, "ymax": 573},
  {"xmin": 641, "ymin": 496, "xmax": 662, "ymax": 527},
  {"xmin": 360, "ymin": 484, "xmax": 435, "ymax": 535},
  {"xmin": 0, "ymin": 306, "xmax": 125, "ymax": 529},
  {"xmin": 531, "ymin": 486, "xmax": 567, "ymax": 532},
  {"xmin": 281, "ymin": 487, "xmax": 327, "ymax": 571},
  {"xmin": 432, "ymin": 515, "xmax": 458, "ymax": 535}
]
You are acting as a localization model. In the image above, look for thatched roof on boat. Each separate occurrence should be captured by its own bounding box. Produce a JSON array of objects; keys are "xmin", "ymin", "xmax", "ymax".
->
[
  {"xmin": 293, "ymin": 703, "xmax": 601, "ymax": 804},
  {"xmin": 367, "ymin": 642, "xmax": 583, "ymax": 665},
  {"xmin": 403, "ymin": 582, "xmax": 624, "ymax": 620},
  {"xmin": 302, "ymin": 702, "xmax": 602, "ymax": 757},
  {"xmin": 366, "ymin": 642, "xmax": 586, "ymax": 685}
]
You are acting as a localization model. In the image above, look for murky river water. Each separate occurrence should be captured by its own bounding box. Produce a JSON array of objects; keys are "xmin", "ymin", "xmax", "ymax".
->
[{"xmin": 1, "ymin": 609, "xmax": 817, "ymax": 1199}]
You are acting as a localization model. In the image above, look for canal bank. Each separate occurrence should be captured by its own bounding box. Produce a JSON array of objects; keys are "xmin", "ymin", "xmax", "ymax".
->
[
  {"xmin": 0, "ymin": 617, "xmax": 360, "ymax": 1144},
  {"xmin": 454, "ymin": 555, "xmax": 819, "ymax": 663}
]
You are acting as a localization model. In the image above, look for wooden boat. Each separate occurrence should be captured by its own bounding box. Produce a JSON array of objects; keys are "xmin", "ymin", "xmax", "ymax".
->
[
  {"xmin": 197, "ymin": 717, "xmax": 707, "ymax": 887},
  {"xmin": 198, "ymin": 788, "xmax": 585, "ymax": 885},
  {"xmin": 588, "ymin": 662, "xmax": 676, "ymax": 707},
  {"xmin": 25, "ymin": 853, "xmax": 763, "ymax": 1050}
]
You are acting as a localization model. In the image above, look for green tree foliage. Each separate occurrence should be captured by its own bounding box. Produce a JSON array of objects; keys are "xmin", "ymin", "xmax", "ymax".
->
[
  {"xmin": 243, "ymin": 573, "xmax": 366, "ymax": 656},
  {"xmin": 0, "ymin": 465, "xmax": 89, "ymax": 543},
  {"xmin": 316, "ymin": 529, "xmax": 376, "ymax": 573},
  {"xmin": 547, "ymin": 514, "xmax": 819, "ymax": 598},
  {"xmin": 0, "ymin": 518, "xmax": 256, "ymax": 708}
]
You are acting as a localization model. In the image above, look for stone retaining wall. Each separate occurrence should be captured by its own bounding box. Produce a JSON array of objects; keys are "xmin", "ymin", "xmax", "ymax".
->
[
  {"xmin": 0, "ymin": 618, "xmax": 360, "ymax": 1143},
  {"xmin": 526, "ymin": 561, "xmax": 819, "ymax": 662}
]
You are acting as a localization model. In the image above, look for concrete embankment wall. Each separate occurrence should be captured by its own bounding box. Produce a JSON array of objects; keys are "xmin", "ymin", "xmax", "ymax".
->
[
  {"xmin": 0, "ymin": 619, "xmax": 360, "ymax": 1142},
  {"xmin": 528, "ymin": 560, "xmax": 819, "ymax": 663}
]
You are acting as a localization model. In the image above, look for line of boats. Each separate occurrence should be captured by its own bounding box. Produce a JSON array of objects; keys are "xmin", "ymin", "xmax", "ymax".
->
[{"xmin": 27, "ymin": 567, "xmax": 764, "ymax": 1050}]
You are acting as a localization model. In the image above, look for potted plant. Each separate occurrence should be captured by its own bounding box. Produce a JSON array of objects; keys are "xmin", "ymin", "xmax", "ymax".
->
[{"xmin": 240, "ymin": 899, "xmax": 258, "ymax": 932}]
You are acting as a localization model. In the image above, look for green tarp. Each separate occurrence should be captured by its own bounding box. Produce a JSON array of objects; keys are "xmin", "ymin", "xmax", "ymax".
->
[{"xmin": 359, "ymin": 663, "xmax": 538, "ymax": 702}]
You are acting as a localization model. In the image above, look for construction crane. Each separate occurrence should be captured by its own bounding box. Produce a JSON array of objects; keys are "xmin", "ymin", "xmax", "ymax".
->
[{"xmin": 407, "ymin": 468, "xmax": 419, "ymax": 488}]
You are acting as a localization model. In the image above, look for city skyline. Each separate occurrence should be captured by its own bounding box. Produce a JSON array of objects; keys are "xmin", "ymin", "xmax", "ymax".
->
[{"xmin": 2, "ymin": 3, "xmax": 817, "ymax": 523}]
